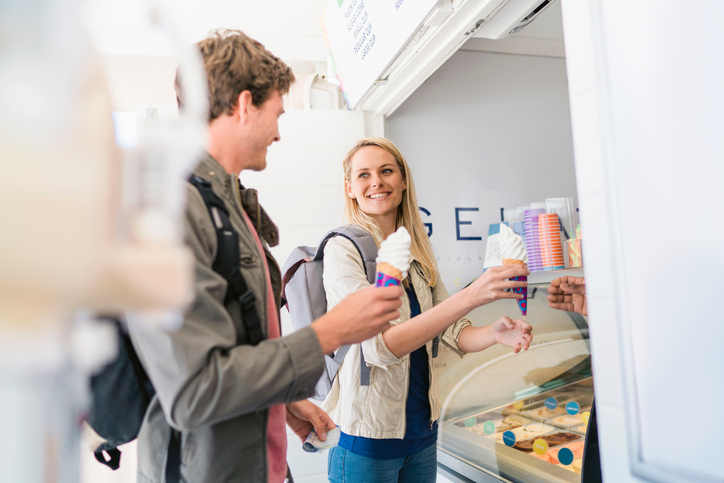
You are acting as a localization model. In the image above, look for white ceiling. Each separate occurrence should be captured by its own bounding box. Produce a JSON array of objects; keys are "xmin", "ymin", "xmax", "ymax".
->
[
  {"xmin": 83, "ymin": 0, "xmax": 331, "ymax": 61},
  {"xmin": 465, "ymin": 0, "xmax": 565, "ymax": 57},
  {"xmin": 83, "ymin": 0, "xmax": 564, "ymax": 61}
]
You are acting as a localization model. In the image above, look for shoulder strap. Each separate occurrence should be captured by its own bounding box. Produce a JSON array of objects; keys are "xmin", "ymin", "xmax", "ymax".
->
[
  {"xmin": 188, "ymin": 175, "xmax": 264, "ymax": 346},
  {"xmin": 314, "ymin": 225, "xmax": 380, "ymax": 386},
  {"xmin": 314, "ymin": 225, "xmax": 378, "ymax": 284}
]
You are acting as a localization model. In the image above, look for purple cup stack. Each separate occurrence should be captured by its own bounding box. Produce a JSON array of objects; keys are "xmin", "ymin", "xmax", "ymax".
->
[{"xmin": 524, "ymin": 208, "xmax": 545, "ymax": 272}]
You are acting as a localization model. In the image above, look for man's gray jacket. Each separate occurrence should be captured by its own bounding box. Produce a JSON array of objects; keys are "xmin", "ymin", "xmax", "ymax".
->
[{"xmin": 131, "ymin": 154, "xmax": 325, "ymax": 483}]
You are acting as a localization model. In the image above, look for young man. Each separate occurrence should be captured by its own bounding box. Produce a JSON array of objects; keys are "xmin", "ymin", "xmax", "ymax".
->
[{"xmin": 130, "ymin": 30, "xmax": 403, "ymax": 483}]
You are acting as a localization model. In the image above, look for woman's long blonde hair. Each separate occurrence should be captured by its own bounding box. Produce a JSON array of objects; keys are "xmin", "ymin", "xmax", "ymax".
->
[{"xmin": 342, "ymin": 137, "xmax": 437, "ymax": 287}]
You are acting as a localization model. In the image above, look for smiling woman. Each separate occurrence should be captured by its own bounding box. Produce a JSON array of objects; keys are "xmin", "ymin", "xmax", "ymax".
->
[{"xmin": 321, "ymin": 137, "xmax": 533, "ymax": 483}]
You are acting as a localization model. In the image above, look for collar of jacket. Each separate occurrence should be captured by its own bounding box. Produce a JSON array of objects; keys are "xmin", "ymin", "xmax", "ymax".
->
[{"xmin": 194, "ymin": 153, "xmax": 280, "ymax": 247}]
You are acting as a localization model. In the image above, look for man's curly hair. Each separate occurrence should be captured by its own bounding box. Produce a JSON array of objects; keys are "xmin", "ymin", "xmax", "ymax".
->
[{"xmin": 175, "ymin": 29, "xmax": 295, "ymax": 122}]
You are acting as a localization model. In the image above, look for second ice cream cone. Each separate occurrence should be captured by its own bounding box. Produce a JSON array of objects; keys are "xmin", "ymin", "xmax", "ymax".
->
[{"xmin": 503, "ymin": 259, "xmax": 528, "ymax": 317}]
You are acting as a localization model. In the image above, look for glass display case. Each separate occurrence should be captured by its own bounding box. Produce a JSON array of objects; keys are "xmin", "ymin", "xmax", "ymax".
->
[{"xmin": 436, "ymin": 269, "xmax": 592, "ymax": 483}]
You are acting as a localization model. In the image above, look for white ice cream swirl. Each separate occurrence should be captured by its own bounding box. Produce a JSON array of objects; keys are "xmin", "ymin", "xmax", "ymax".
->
[
  {"xmin": 499, "ymin": 223, "xmax": 527, "ymax": 262},
  {"xmin": 376, "ymin": 226, "xmax": 412, "ymax": 279}
]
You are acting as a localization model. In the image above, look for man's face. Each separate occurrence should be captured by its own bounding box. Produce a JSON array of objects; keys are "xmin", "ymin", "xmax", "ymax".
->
[{"xmin": 243, "ymin": 90, "xmax": 284, "ymax": 171}]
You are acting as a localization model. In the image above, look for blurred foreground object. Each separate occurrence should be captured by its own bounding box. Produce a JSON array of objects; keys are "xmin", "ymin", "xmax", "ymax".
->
[{"xmin": 0, "ymin": 0, "xmax": 207, "ymax": 481}]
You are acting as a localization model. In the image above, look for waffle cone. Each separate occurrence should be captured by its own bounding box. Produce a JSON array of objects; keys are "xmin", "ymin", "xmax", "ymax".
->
[
  {"xmin": 502, "ymin": 258, "xmax": 527, "ymax": 266},
  {"xmin": 376, "ymin": 262, "xmax": 402, "ymax": 280}
]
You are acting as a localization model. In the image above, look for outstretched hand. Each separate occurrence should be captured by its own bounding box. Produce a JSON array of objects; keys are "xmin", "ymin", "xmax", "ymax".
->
[
  {"xmin": 493, "ymin": 316, "xmax": 533, "ymax": 353},
  {"xmin": 286, "ymin": 400, "xmax": 337, "ymax": 443},
  {"xmin": 467, "ymin": 265, "xmax": 530, "ymax": 308},
  {"xmin": 547, "ymin": 276, "xmax": 587, "ymax": 316}
]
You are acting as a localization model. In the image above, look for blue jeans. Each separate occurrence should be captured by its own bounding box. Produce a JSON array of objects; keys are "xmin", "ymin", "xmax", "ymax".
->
[{"xmin": 327, "ymin": 442, "xmax": 437, "ymax": 483}]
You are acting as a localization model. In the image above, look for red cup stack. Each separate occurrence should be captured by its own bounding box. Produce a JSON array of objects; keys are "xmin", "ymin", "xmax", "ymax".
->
[{"xmin": 537, "ymin": 213, "xmax": 565, "ymax": 270}]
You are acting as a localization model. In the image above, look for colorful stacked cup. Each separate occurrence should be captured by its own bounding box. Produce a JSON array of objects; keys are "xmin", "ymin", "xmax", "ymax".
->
[
  {"xmin": 524, "ymin": 208, "xmax": 545, "ymax": 271},
  {"xmin": 538, "ymin": 213, "xmax": 565, "ymax": 270}
]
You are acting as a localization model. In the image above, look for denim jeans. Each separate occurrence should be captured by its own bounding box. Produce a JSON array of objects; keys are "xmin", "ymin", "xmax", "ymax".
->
[{"xmin": 327, "ymin": 442, "xmax": 437, "ymax": 483}]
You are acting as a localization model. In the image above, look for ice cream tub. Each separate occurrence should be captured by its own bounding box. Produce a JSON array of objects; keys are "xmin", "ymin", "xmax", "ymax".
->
[
  {"xmin": 453, "ymin": 411, "xmax": 504, "ymax": 429},
  {"xmin": 490, "ymin": 422, "xmax": 556, "ymax": 443},
  {"xmin": 523, "ymin": 405, "xmax": 567, "ymax": 421},
  {"xmin": 474, "ymin": 415, "xmax": 534, "ymax": 436},
  {"xmin": 548, "ymin": 414, "xmax": 584, "ymax": 428},
  {"xmin": 514, "ymin": 431, "xmax": 581, "ymax": 453}
]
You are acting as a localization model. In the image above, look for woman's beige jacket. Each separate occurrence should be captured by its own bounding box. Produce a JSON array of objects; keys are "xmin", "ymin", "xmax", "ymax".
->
[{"xmin": 321, "ymin": 235, "xmax": 471, "ymax": 439}]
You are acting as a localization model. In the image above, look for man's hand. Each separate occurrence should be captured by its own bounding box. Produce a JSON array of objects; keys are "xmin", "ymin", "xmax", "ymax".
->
[
  {"xmin": 312, "ymin": 285, "xmax": 403, "ymax": 355},
  {"xmin": 465, "ymin": 265, "xmax": 530, "ymax": 308},
  {"xmin": 493, "ymin": 316, "xmax": 533, "ymax": 353},
  {"xmin": 286, "ymin": 400, "xmax": 336, "ymax": 443},
  {"xmin": 547, "ymin": 276, "xmax": 587, "ymax": 316}
]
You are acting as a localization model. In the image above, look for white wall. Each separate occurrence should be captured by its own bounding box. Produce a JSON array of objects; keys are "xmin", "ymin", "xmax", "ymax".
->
[
  {"xmin": 562, "ymin": 1, "xmax": 724, "ymax": 482},
  {"xmin": 388, "ymin": 49, "xmax": 577, "ymax": 290},
  {"xmin": 242, "ymin": 109, "xmax": 367, "ymax": 338}
]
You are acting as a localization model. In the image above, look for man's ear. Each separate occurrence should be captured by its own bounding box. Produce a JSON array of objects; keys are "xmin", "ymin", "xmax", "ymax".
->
[{"xmin": 236, "ymin": 90, "xmax": 254, "ymax": 124}]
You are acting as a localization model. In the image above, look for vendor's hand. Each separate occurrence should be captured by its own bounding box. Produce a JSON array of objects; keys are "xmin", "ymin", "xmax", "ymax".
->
[
  {"xmin": 547, "ymin": 276, "xmax": 587, "ymax": 316},
  {"xmin": 493, "ymin": 316, "xmax": 533, "ymax": 353},
  {"xmin": 467, "ymin": 265, "xmax": 530, "ymax": 307},
  {"xmin": 286, "ymin": 400, "xmax": 336, "ymax": 443}
]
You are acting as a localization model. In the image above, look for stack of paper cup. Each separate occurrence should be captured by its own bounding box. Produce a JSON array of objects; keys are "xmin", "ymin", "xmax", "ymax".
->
[
  {"xmin": 524, "ymin": 208, "xmax": 545, "ymax": 271},
  {"xmin": 538, "ymin": 213, "xmax": 565, "ymax": 270}
]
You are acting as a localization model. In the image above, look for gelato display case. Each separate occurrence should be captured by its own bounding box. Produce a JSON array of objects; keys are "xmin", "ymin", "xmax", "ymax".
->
[{"xmin": 435, "ymin": 269, "xmax": 592, "ymax": 483}]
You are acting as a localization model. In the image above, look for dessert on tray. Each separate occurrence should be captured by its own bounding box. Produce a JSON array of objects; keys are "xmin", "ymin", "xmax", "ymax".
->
[
  {"xmin": 514, "ymin": 431, "xmax": 580, "ymax": 452},
  {"xmin": 489, "ymin": 422, "xmax": 555, "ymax": 442}
]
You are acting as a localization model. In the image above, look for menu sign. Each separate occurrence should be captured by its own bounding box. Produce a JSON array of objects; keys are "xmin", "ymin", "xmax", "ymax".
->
[{"xmin": 321, "ymin": 0, "xmax": 440, "ymax": 109}]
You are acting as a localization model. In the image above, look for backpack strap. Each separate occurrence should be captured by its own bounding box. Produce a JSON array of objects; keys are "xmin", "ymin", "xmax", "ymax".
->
[
  {"xmin": 432, "ymin": 335, "xmax": 440, "ymax": 358},
  {"xmin": 165, "ymin": 429, "xmax": 182, "ymax": 483},
  {"xmin": 188, "ymin": 175, "xmax": 264, "ymax": 346},
  {"xmin": 314, "ymin": 226, "xmax": 381, "ymax": 386},
  {"xmin": 315, "ymin": 225, "xmax": 378, "ymax": 283}
]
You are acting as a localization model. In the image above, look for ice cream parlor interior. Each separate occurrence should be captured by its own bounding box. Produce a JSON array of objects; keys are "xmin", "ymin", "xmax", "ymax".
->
[{"xmin": 3, "ymin": 1, "xmax": 722, "ymax": 483}]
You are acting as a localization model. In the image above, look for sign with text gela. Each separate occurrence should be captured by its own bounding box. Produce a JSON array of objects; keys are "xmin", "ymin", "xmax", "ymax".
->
[{"xmin": 321, "ymin": 0, "xmax": 439, "ymax": 109}]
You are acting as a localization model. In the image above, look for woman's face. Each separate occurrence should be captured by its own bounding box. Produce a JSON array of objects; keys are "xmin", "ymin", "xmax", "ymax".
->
[{"xmin": 347, "ymin": 145, "xmax": 406, "ymax": 222}]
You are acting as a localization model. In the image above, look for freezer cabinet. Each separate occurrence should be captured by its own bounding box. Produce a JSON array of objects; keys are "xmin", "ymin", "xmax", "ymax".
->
[{"xmin": 435, "ymin": 271, "xmax": 592, "ymax": 483}]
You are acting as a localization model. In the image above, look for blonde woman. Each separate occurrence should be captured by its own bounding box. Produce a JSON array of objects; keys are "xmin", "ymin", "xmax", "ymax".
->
[{"xmin": 322, "ymin": 138, "xmax": 533, "ymax": 482}]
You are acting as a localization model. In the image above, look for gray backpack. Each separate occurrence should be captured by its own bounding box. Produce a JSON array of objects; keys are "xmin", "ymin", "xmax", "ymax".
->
[{"xmin": 282, "ymin": 225, "xmax": 378, "ymax": 400}]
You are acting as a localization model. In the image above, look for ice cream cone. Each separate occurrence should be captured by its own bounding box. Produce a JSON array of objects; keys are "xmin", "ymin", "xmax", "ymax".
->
[
  {"xmin": 375, "ymin": 227, "xmax": 411, "ymax": 287},
  {"xmin": 503, "ymin": 259, "xmax": 528, "ymax": 317},
  {"xmin": 375, "ymin": 261, "xmax": 402, "ymax": 287}
]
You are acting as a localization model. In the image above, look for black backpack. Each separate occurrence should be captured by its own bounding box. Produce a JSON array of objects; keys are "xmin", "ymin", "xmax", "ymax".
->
[{"xmin": 89, "ymin": 175, "xmax": 264, "ymax": 479}]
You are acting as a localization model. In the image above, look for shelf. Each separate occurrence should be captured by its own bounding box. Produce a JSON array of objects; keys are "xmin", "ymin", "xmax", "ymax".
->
[{"xmin": 528, "ymin": 268, "xmax": 584, "ymax": 286}]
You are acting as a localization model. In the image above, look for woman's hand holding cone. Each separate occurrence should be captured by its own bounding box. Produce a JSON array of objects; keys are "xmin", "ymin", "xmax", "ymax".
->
[{"xmin": 466, "ymin": 265, "xmax": 530, "ymax": 308}]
